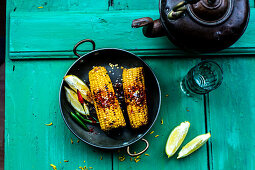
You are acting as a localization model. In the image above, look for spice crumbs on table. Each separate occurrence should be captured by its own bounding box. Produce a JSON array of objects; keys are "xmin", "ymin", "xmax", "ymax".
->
[
  {"xmin": 71, "ymin": 138, "xmax": 74, "ymax": 144},
  {"xmin": 135, "ymin": 159, "xmax": 140, "ymax": 163},
  {"xmin": 64, "ymin": 160, "xmax": 69, "ymax": 162},
  {"xmin": 145, "ymin": 153, "xmax": 150, "ymax": 156},
  {"xmin": 84, "ymin": 160, "xmax": 86, "ymax": 163},
  {"xmin": 89, "ymin": 167, "xmax": 93, "ymax": 169},
  {"xmin": 165, "ymin": 94, "xmax": 169, "ymax": 97},
  {"xmin": 45, "ymin": 122, "xmax": 53, "ymax": 126},
  {"xmin": 134, "ymin": 158, "xmax": 141, "ymax": 163},
  {"xmin": 161, "ymin": 119, "xmax": 163, "ymax": 125},
  {"xmin": 155, "ymin": 135, "xmax": 159, "ymax": 138},
  {"xmin": 119, "ymin": 155, "xmax": 126, "ymax": 162},
  {"xmin": 50, "ymin": 164, "xmax": 57, "ymax": 170},
  {"xmin": 77, "ymin": 139, "xmax": 80, "ymax": 143},
  {"xmin": 38, "ymin": 6, "xmax": 43, "ymax": 8},
  {"xmin": 130, "ymin": 157, "xmax": 132, "ymax": 161},
  {"xmin": 150, "ymin": 131, "xmax": 154, "ymax": 134},
  {"xmin": 100, "ymin": 156, "xmax": 103, "ymax": 160}
]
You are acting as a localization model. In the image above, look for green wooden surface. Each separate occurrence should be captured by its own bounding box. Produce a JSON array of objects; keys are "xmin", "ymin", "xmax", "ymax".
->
[
  {"xmin": 9, "ymin": 9, "xmax": 255, "ymax": 59},
  {"xmin": 113, "ymin": 58, "xmax": 208, "ymax": 170},
  {"xmin": 206, "ymin": 57, "xmax": 255, "ymax": 170},
  {"xmin": 5, "ymin": 0, "xmax": 255, "ymax": 170}
]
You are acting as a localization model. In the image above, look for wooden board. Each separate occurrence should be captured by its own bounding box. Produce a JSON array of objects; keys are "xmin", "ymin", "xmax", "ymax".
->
[
  {"xmin": 4, "ymin": 60, "xmax": 113, "ymax": 170},
  {"xmin": 113, "ymin": 58, "xmax": 208, "ymax": 169},
  {"xmin": 206, "ymin": 57, "xmax": 255, "ymax": 170},
  {"xmin": 5, "ymin": 0, "xmax": 255, "ymax": 169},
  {"xmin": 9, "ymin": 9, "xmax": 255, "ymax": 59}
]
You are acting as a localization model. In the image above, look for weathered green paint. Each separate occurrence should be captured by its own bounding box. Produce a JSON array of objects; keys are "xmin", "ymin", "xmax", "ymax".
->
[
  {"xmin": 9, "ymin": 9, "xmax": 255, "ymax": 59},
  {"xmin": 5, "ymin": 0, "xmax": 255, "ymax": 170},
  {"xmin": 5, "ymin": 60, "xmax": 113, "ymax": 170},
  {"xmin": 113, "ymin": 58, "xmax": 208, "ymax": 170},
  {"xmin": 205, "ymin": 57, "xmax": 255, "ymax": 170}
]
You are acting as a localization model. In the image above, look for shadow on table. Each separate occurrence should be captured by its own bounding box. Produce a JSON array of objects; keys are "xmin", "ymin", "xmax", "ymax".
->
[{"xmin": 0, "ymin": 63, "xmax": 4, "ymax": 170}]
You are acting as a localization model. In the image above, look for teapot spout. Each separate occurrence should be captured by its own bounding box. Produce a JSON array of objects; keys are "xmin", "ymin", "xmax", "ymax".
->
[{"xmin": 132, "ymin": 17, "xmax": 166, "ymax": 38}]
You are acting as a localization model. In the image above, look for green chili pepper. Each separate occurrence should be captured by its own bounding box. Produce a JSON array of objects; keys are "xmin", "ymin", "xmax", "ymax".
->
[
  {"xmin": 70, "ymin": 112, "xmax": 90, "ymax": 131},
  {"xmin": 75, "ymin": 111, "xmax": 99, "ymax": 124}
]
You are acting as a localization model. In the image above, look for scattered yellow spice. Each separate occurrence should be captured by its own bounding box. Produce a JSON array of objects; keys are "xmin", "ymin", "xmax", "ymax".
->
[
  {"xmin": 45, "ymin": 122, "xmax": 53, "ymax": 126},
  {"xmin": 119, "ymin": 155, "xmax": 126, "ymax": 162},
  {"xmin": 130, "ymin": 158, "xmax": 133, "ymax": 161},
  {"xmin": 100, "ymin": 156, "xmax": 103, "ymax": 160},
  {"xmin": 71, "ymin": 138, "xmax": 74, "ymax": 144},
  {"xmin": 38, "ymin": 6, "xmax": 43, "ymax": 8},
  {"xmin": 134, "ymin": 158, "xmax": 140, "ymax": 163},
  {"xmin": 165, "ymin": 94, "xmax": 169, "ymax": 97},
  {"xmin": 64, "ymin": 160, "xmax": 69, "ymax": 162},
  {"xmin": 145, "ymin": 153, "xmax": 150, "ymax": 156},
  {"xmin": 155, "ymin": 135, "xmax": 159, "ymax": 138},
  {"xmin": 77, "ymin": 139, "xmax": 80, "ymax": 143},
  {"xmin": 89, "ymin": 167, "xmax": 93, "ymax": 169},
  {"xmin": 161, "ymin": 119, "xmax": 163, "ymax": 125},
  {"xmin": 84, "ymin": 160, "xmax": 86, "ymax": 163},
  {"xmin": 50, "ymin": 164, "xmax": 57, "ymax": 170},
  {"xmin": 150, "ymin": 131, "xmax": 154, "ymax": 134}
]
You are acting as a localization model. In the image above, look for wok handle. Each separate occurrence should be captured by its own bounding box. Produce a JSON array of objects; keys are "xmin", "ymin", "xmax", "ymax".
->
[
  {"xmin": 73, "ymin": 39, "xmax": 96, "ymax": 58},
  {"xmin": 127, "ymin": 138, "xmax": 149, "ymax": 157}
]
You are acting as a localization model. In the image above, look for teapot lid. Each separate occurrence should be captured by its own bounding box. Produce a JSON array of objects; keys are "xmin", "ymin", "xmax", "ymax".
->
[{"xmin": 188, "ymin": 0, "xmax": 233, "ymax": 25}]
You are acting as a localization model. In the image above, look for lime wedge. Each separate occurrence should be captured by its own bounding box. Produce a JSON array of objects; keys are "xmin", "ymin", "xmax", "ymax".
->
[
  {"xmin": 65, "ymin": 86, "xmax": 86, "ymax": 115},
  {"xmin": 165, "ymin": 121, "xmax": 190, "ymax": 158},
  {"xmin": 64, "ymin": 75, "xmax": 93, "ymax": 104},
  {"xmin": 177, "ymin": 132, "xmax": 211, "ymax": 159}
]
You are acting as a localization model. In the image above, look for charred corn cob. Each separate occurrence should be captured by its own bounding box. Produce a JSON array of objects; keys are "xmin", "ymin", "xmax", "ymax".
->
[
  {"xmin": 89, "ymin": 66, "xmax": 126, "ymax": 131},
  {"xmin": 122, "ymin": 67, "xmax": 148, "ymax": 128}
]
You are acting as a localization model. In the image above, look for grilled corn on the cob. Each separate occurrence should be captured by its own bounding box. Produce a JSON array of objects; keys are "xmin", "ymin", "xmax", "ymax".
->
[
  {"xmin": 122, "ymin": 67, "xmax": 148, "ymax": 128},
  {"xmin": 89, "ymin": 66, "xmax": 126, "ymax": 131}
]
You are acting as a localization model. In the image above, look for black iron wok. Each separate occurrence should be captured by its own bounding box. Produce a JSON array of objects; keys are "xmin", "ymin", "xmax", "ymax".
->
[{"xmin": 59, "ymin": 39, "xmax": 161, "ymax": 155}]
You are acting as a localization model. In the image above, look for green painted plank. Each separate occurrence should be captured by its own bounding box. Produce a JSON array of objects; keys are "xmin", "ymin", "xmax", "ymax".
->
[
  {"xmin": 250, "ymin": 0, "xmax": 254, "ymax": 8},
  {"xmin": 9, "ymin": 9, "xmax": 255, "ymax": 59},
  {"xmin": 110, "ymin": 0, "xmax": 158, "ymax": 10},
  {"xmin": 4, "ymin": 59, "xmax": 112, "ymax": 170},
  {"xmin": 206, "ymin": 57, "xmax": 255, "ymax": 170},
  {"xmin": 113, "ymin": 58, "xmax": 209, "ymax": 170},
  {"xmin": 11, "ymin": 0, "xmax": 109, "ymax": 12}
]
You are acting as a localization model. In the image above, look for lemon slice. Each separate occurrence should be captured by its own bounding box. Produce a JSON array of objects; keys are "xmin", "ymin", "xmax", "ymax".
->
[
  {"xmin": 177, "ymin": 132, "xmax": 211, "ymax": 159},
  {"xmin": 64, "ymin": 75, "xmax": 93, "ymax": 104},
  {"xmin": 165, "ymin": 121, "xmax": 190, "ymax": 158},
  {"xmin": 65, "ymin": 86, "xmax": 85, "ymax": 115}
]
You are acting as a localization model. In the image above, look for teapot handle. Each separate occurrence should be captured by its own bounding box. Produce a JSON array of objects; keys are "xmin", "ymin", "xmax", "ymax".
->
[{"xmin": 168, "ymin": 0, "xmax": 200, "ymax": 19}]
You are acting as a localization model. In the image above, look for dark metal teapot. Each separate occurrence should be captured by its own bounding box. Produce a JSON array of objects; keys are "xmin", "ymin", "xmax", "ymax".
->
[{"xmin": 132, "ymin": 0, "xmax": 249, "ymax": 52}]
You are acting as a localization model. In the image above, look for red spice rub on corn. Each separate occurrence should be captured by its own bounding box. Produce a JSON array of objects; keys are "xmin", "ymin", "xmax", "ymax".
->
[
  {"xmin": 122, "ymin": 67, "xmax": 148, "ymax": 128},
  {"xmin": 89, "ymin": 66, "xmax": 126, "ymax": 131}
]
